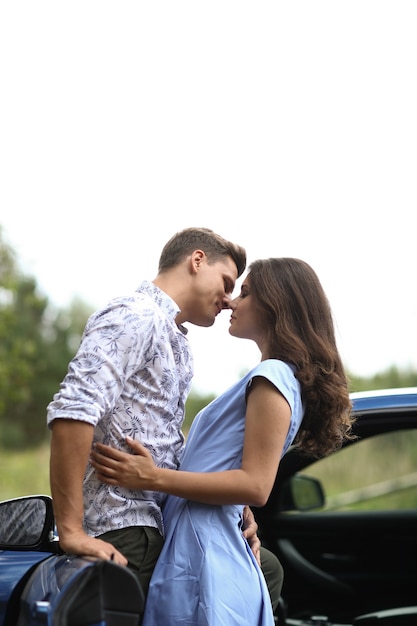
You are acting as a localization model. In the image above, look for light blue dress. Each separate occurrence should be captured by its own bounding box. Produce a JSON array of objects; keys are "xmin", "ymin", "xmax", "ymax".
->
[{"xmin": 142, "ymin": 360, "xmax": 304, "ymax": 626}]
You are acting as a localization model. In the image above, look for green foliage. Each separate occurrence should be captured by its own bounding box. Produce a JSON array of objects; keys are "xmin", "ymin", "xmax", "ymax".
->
[
  {"xmin": 0, "ymin": 227, "xmax": 91, "ymax": 448},
  {"xmin": 184, "ymin": 391, "xmax": 216, "ymax": 433},
  {"xmin": 348, "ymin": 366, "xmax": 417, "ymax": 393}
]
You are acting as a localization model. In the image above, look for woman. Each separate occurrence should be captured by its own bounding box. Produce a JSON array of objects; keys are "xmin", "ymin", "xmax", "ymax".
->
[{"xmin": 91, "ymin": 258, "xmax": 354, "ymax": 626}]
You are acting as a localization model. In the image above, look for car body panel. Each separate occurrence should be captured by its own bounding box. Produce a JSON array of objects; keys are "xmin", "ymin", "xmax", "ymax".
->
[
  {"xmin": 17, "ymin": 554, "xmax": 144, "ymax": 626},
  {"xmin": 0, "ymin": 551, "xmax": 52, "ymax": 625}
]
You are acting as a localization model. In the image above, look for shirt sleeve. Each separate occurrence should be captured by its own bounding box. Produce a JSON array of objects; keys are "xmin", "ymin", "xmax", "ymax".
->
[{"xmin": 47, "ymin": 299, "xmax": 151, "ymax": 427}]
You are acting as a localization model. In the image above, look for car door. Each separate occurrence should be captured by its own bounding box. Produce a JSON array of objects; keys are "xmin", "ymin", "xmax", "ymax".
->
[{"xmin": 255, "ymin": 403, "xmax": 417, "ymax": 624}]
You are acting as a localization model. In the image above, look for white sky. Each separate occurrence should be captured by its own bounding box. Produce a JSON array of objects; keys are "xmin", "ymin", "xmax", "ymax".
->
[{"xmin": 1, "ymin": 2, "xmax": 416, "ymax": 395}]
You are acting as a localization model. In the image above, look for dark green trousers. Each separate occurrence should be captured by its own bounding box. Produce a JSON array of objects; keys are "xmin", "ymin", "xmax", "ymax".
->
[
  {"xmin": 98, "ymin": 526, "xmax": 163, "ymax": 597},
  {"xmin": 260, "ymin": 546, "xmax": 284, "ymax": 612}
]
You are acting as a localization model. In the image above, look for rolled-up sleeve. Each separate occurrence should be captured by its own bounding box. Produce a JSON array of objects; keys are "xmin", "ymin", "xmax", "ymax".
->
[{"xmin": 47, "ymin": 300, "xmax": 147, "ymax": 427}]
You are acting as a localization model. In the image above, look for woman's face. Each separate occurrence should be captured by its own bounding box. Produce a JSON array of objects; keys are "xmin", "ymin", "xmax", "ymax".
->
[{"xmin": 228, "ymin": 274, "xmax": 267, "ymax": 349}]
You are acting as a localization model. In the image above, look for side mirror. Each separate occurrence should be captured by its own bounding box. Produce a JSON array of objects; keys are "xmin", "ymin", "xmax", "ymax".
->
[
  {"xmin": 0, "ymin": 495, "xmax": 55, "ymax": 549},
  {"xmin": 281, "ymin": 475, "xmax": 325, "ymax": 511}
]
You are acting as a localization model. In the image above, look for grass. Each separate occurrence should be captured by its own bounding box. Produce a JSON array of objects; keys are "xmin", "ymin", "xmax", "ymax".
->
[
  {"xmin": 302, "ymin": 429, "xmax": 417, "ymax": 511},
  {"xmin": 0, "ymin": 443, "xmax": 51, "ymax": 501}
]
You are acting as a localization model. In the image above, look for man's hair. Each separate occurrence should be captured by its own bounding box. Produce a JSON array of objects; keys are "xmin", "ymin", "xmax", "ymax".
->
[{"xmin": 158, "ymin": 227, "xmax": 246, "ymax": 277}]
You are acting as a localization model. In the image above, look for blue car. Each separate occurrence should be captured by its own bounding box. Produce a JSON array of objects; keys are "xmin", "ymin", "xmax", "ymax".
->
[{"xmin": 1, "ymin": 388, "xmax": 417, "ymax": 625}]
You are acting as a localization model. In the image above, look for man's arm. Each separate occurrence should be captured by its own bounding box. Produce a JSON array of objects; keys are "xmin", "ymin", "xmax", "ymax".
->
[{"xmin": 50, "ymin": 419, "xmax": 127, "ymax": 565}]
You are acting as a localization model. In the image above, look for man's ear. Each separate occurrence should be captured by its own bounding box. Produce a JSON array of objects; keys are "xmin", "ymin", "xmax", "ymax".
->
[{"xmin": 190, "ymin": 249, "xmax": 205, "ymax": 274}]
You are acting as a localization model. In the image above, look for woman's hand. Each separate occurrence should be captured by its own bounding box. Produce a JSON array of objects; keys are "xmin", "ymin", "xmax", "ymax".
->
[
  {"xmin": 242, "ymin": 505, "xmax": 261, "ymax": 566},
  {"xmin": 91, "ymin": 437, "xmax": 158, "ymax": 490}
]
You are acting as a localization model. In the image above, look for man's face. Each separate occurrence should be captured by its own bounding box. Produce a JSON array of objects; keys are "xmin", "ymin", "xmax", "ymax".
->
[{"xmin": 189, "ymin": 256, "xmax": 238, "ymax": 327}]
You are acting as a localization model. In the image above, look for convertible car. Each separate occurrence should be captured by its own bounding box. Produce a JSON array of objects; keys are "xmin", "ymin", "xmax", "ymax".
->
[{"xmin": 1, "ymin": 388, "xmax": 417, "ymax": 625}]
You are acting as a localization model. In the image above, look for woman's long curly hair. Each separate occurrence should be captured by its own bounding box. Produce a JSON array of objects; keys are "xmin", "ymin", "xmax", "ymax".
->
[{"xmin": 249, "ymin": 258, "xmax": 354, "ymax": 458}]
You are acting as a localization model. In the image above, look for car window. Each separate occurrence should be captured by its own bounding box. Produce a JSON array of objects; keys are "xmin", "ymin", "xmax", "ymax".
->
[{"xmin": 298, "ymin": 429, "xmax": 417, "ymax": 512}]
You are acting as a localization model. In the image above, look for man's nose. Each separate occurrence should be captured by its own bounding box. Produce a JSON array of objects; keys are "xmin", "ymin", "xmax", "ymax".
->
[
  {"xmin": 221, "ymin": 295, "xmax": 233, "ymax": 309},
  {"xmin": 222, "ymin": 295, "xmax": 236, "ymax": 310}
]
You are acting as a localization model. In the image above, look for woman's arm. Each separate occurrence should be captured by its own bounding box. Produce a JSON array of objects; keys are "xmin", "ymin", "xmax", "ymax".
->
[{"xmin": 91, "ymin": 377, "xmax": 291, "ymax": 507}]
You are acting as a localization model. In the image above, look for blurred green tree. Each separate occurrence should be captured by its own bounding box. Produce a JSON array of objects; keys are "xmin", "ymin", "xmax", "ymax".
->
[
  {"xmin": 184, "ymin": 391, "xmax": 216, "ymax": 434},
  {"xmin": 0, "ymin": 227, "xmax": 89, "ymax": 447},
  {"xmin": 349, "ymin": 366, "xmax": 417, "ymax": 392}
]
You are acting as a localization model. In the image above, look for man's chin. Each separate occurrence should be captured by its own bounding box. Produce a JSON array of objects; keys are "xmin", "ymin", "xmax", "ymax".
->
[{"xmin": 194, "ymin": 317, "xmax": 216, "ymax": 328}]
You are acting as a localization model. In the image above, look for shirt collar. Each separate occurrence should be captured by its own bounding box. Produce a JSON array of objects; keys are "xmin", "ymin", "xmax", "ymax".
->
[{"xmin": 137, "ymin": 280, "xmax": 188, "ymax": 335}]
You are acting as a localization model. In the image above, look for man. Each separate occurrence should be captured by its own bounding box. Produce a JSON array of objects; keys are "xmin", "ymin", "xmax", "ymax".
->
[{"xmin": 48, "ymin": 227, "xmax": 282, "ymax": 607}]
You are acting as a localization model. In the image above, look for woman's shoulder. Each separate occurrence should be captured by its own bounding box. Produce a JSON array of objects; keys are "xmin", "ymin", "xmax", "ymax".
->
[
  {"xmin": 248, "ymin": 360, "xmax": 301, "ymax": 402},
  {"xmin": 250, "ymin": 359, "xmax": 295, "ymax": 379}
]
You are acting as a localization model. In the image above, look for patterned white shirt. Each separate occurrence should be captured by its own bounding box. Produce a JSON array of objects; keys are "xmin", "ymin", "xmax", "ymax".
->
[{"xmin": 47, "ymin": 281, "xmax": 194, "ymax": 536}]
